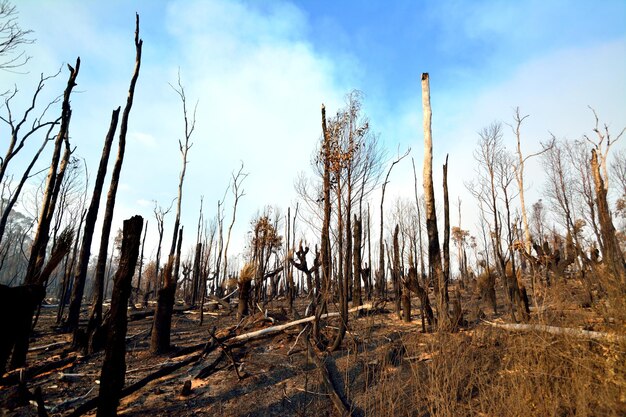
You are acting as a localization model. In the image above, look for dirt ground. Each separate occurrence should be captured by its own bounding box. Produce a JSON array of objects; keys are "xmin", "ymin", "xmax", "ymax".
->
[
  {"xmin": 1, "ymin": 279, "xmax": 622, "ymax": 417},
  {"xmin": 0, "ymin": 296, "xmax": 425, "ymax": 417}
]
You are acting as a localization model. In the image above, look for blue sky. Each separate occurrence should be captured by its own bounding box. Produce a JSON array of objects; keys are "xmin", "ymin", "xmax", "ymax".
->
[{"xmin": 2, "ymin": 0, "xmax": 625, "ymax": 265}]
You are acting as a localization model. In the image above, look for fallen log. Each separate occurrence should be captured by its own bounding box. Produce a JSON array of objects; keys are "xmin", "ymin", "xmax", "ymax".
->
[
  {"xmin": 1, "ymin": 354, "xmax": 78, "ymax": 385},
  {"xmin": 207, "ymin": 294, "xmax": 232, "ymax": 311},
  {"xmin": 28, "ymin": 341, "xmax": 70, "ymax": 353},
  {"xmin": 226, "ymin": 303, "xmax": 374, "ymax": 345},
  {"xmin": 482, "ymin": 320, "xmax": 626, "ymax": 342}
]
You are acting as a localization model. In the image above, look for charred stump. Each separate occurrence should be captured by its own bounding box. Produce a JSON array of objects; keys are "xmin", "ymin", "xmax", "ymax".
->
[{"xmin": 96, "ymin": 215, "xmax": 143, "ymax": 417}]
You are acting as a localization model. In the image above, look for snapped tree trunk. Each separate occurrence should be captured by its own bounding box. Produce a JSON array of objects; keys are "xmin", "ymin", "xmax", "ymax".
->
[
  {"xmin": 96, "ymin": 215, "xmax": 143, "ymax": 417},
  {"xmin": 65, "ymin": 108, "xmax": 119, "ymax": 334},
  {"xmin": 591, "ymin": 149, "xmax": 626, "ymax": 286},
  {"xmin": 87, "ymin": 14, "xmax": 142, "ymax": 349}
]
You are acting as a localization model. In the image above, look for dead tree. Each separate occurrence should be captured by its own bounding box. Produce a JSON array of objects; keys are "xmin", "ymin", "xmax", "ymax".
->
[
  {"xmin": 96, "ymin": 215, "xmax": 143, "ymax": 417},
  {"xmin": 442, "ymin": 155, "xmax": 450, "ymax": 304},
  {"xmin": 0, "ymin": 0, "xmax": 33, "ymax": 69},
  {"xmin": 0, "ymin": 230, "xmax": 72, "ymax": 373},
  {"xmin": 509, "ymin": 108, "xmax": 554, "ymax": 252},
  {"xmin": 0, "ymin": 70, "xmax": 62, "ymax": 243},
  {"xmin": 151, "ymin": 72, "xmax": 195, "ymax": 354},
  {"xmin": 392, "ymin": 224, "xmax": 401, "ymax": 318},
  {"xmin": 378, "ymin": 148, "xmax": 410, "ymax": 297},
  {"xmin": 133, "ymin": 219, "xmax": 148, "ymax": 306},
  {"xmin": 64, "ymin": 108, "xmax": 119, "ymax": 334},
  {"xmin": 24, "ymin": 59, "xmax": 79, "ymax": 286},
  {"xmin": 190, "ymin": 198, "xmax": 203, "ymax": 306},
  {"xmin": 352, "ymin": 215, "xmax": 362, "ymax": 306},
  {"xmin": 86, "ymin": 14, "xmax": 142, "ymax": 350},
  {"xmin": 222, "ymin": 162, "xmax": 247, "ymax": 285},
  {"xmin": 7, "ymin": 59, "xmax": 79, "ymax": 369},
  {"xmin": 151, "ymin": 200, "xmax": 173, "ymax": 297},
  {"xmin": 421, "ymin": 73, "xmax": 448, "ymax": 328},
  {"xmin": 591, "ymin": 149, "xmax": 626, "ymax": 286}
]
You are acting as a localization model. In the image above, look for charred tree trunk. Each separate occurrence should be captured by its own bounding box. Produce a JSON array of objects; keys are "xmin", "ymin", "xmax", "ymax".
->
[
  {"xmin": 11, "ymin": 60, "xmax": 79, "ymax": 369},
  {"xmin": 87, "ymin": 15, "xmax": 142, "ymax": 349},
  {"xmin": 392, "ymin": 225, "xmax": 401, "ymax": 319},
  {"xmin": 96, "ymin": 215, "xmax": 143, "ymax": 417},
  {"xmin": 352, "ymin": 215, "xmax": 362, "ymax": 306},
  {"xmin": 316, "ymin": 104, "xmax": 333, "ymax": 343},
  {"xmin": 65, "ymin": 108, "xmax": 119, "ymax": 334},
  {"xmin": 406, "ymin": 266, "xmax": 434, "ymax": 326},
  {"xmin": 151, "ymin": 227, "xmax": 182, "ymax": 354},
  {"xmin": 134, "ymin": 220, "xmax": 148, "ymax": 306},
  {"xmin": 6, "ymin": 232, "xmax": 73, "ymax": 371},
  {"xmin": 24, "ymin": 61, "xmax": 79, "ymax": 286},
  {"xmin": 442, "ymin": 155, "xmax": 450, "ymax": 304},
  {"xmin": 421, "ymin": 73, "xmax": 448, "ymax": 328}
]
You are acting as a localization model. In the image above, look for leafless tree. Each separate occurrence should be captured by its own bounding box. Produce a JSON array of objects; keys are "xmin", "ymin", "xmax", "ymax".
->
[
  {"xmin": 509, "ymin": 107, "xmax": 554, "ymax": 252},
  {"xmin": 0, "ymin": 0, "xmax": 33, "ymax": 70},
  {"xmin": 85, "ymin": 15, "xmax": 142, "ymax": 351},
  {"xmin": 222, "ymin": 161, "xmax": 247, "ymax": 286},
  {"xmin": 584, "ymin": 106, "xmax": 625, "ymax": 191},
  {"xmin": 151, "ymin": 71, "xmax": 196, "ymax": 354},
  {"xmin": 421, "ymin": 73, "xmax": 447, "ymax": 328}
]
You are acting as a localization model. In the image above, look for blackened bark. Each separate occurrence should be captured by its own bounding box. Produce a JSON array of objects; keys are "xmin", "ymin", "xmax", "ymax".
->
[
  {"xmin": 406, "ymin": 266, "xmax": 434, "ymax": 325},
  {"xmin": 442, "ymin": 155, "xmax": 450, "ymax": 303},
  {"xmin": 96, "ymin": 215, "xmax": 143, "ymax": 417},
  {"xmin": 352, "ymin": 216, "xmax": 362, "ymax": 306},
  {"xmin": 65, "ymin": 108, "xmax": 119, "ymax": 333},
  {"xmin": 24, "ymin": 59, "xmax": 80, "ymax": 285},
  {"xmin": 150, "ymin": 227, "xmax": 182, "ymax": 354},
  {"xmin": 87, "ymin": 14, "xmax": 142, "ymax": 345},
  {"xmin": 392, "ymin": 225, "xmax": 401, "ymax": 319}
]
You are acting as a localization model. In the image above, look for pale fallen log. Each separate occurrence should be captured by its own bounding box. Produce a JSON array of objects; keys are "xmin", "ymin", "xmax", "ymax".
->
[
  {"xmin": 227, "ymin": 303, "xmax": 374, "ymax": 344},
  {"xmin": 28, "ymin": 341, "xmax": 69, "ymax": 352},
  {"xmin": 483, "ymin": 320, "xmax": 626, "ymax": 343}
]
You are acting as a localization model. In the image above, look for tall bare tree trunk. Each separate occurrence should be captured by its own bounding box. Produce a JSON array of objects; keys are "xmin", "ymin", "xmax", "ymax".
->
[
  {"xmin": 10, "ymin": 59, "xmax": 79, "ymax": 369},
  {"xmin": 96, "ymin": 215, "xmax": 142, "ymax": 417},
  {"xmin": 352, "ymin": 215, "xmax": 362, "ymax": 306},
  {"xmin": 316, "ymin": 104, "xmax": 333, "ymax": 342},
  {"xmin": 65, "ymin": 108, "xmax": 119, "ymax": 334},
  {"xmin": 86, "ymin": 16, "xmax": 142, "ymax": 349},
  {"xmin": 421, "ymin": 73, "xmax": 448, "ymax": 328}
]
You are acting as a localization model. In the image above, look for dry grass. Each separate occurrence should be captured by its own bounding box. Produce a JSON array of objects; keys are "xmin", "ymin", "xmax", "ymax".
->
[{"xmin": 359, "ymin": 272, "xmax": 626, "ymax": 417}]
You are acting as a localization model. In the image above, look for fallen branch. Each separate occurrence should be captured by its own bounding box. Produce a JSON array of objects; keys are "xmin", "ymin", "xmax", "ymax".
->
[
  {"xmin": 49, "ymin": 387, "xmax": 94, "ymax": 414},
  {"xmin": 482, "ymin": 320, "xmax": 626, "ymax": 342},
  {"xmin": 304, "ymin": 334, "xmax": 363, "ymax": 417},
  {"xmin": 66, "ymin": 351, "xmax": 204, "ymax": 417}
]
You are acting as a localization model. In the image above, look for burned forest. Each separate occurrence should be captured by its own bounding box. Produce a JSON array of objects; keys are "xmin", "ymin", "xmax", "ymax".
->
[{"xmin": 1, "ymin": 2, "xmax": 625, "ymax": 417}]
